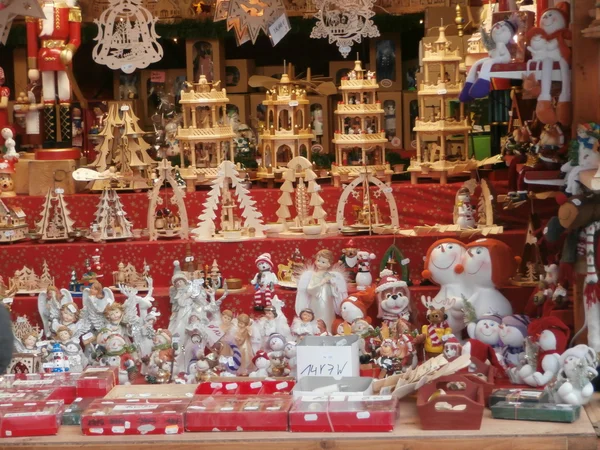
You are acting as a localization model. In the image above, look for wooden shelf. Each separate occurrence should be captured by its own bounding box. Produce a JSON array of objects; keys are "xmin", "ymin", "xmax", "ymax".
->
[{"xmin": 0, "ymin": 400, "xmax": 595, "ymax": 450}]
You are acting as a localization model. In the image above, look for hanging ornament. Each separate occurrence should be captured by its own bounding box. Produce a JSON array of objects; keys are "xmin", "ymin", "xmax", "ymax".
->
[
  {"xmin": 310, "ymin": 0, "xmax": 380, "ymax": 58},
  {"xmin": 217, "ymin": 0, "xmax": 287, "ymax": 46},
  {"xmin": 92, "ymin": 0, "xmax": 163, "ymax": 74},
  {"xmin": 0, "ymin": 0, "xmax": 45, "ymax": 45}
]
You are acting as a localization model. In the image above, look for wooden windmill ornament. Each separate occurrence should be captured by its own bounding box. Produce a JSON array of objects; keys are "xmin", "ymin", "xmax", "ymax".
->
[{"xmin": 147, "ymin": 159, "xmax": 189, "ymax": 241}]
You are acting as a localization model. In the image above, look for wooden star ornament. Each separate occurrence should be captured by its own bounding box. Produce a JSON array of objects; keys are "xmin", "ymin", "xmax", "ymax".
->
[{"xmin": 0, "ymin": 0, "xmax": 46, "ymax": 45}]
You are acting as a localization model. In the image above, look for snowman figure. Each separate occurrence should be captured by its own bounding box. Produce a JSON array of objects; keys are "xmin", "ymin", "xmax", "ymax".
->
[
  {"xmin": 1, "ymin": 128, "xmax": 18, "ymax": 160},
  {"xmin": 499, "ymin": 314, "xmax": 530, "ymax": 368},
  {"xmin": 551, "ymin": 345, "xmax": 598, "ymax": 406},
  {"xmin": 103, "ymin": 333, "xmax": 137, "ymax": 385},
  {"xmin": 251, "ymin": 253, "xmax": 278, "ymax": 311},
  {"xmin": 47, "ymin": 343, "xmax": 70, "ymax": 373},
  {"xmin": 355, "ymin": 251, "xmax": 376, "ymax": 290},
  {"xmin": 466, "ymin": 314, "xmax": 504, "ymax": 365},
  {"xmin": 249, "ymin": 350, "xmax": 270, "ymax": 378},
  {"xmin": 454, "ymin": 187, "xmax": 475, "ymax": 229},
  {"xmin": 332, "ymin": 292, "xmax": 374, "ymax": 335}
]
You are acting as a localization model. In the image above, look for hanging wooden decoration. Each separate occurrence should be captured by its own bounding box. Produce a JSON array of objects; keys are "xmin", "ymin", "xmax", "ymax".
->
[
  {"xmin": 310, "ymin": 0, "xmax": 380, "ymax": 58},
  {"xmin": 0, "ymin": 0, "xmax": 45, "ymax": 45},
  {"xmin": 92, "ymin": 0, "xmax": 163, "ymax": 74}
]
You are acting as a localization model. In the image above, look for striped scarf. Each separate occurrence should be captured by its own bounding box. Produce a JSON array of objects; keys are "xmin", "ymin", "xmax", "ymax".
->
[
  {"xmin": 583, "ymin": 222, "xmax": 600, "ymax": 307},
  {"xmin": 428, "ymin": 322, "xmax": 447, "ymax": 346}
]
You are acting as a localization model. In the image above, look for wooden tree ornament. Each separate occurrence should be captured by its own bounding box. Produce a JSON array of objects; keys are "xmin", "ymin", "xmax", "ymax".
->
[
  {"xmin": 34, "ymin": 188, "xmax": 79, "ymax": 242},
  {"xmin": 147, "ymin": 159, "xmax": 189, "ymax": 241},
  {"xmin": 192, "ymin": 160, "xmax": 266, "ymax": 241},
  {"xmin": 276, "ymin": 156, "xmax": 328, "ymax": 235},
  {"xmin": 89, "ymin": 188, "xmax": 134, "ymax": 242}
]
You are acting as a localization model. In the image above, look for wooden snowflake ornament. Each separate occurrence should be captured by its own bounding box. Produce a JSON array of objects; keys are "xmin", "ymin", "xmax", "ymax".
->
[
  {"xmin": 310, "ymin": 0, "xmax": 380, "ymax": 58},
  {"xmin": 92, "ymin": 0, "xmax": 163, "ymax": 73}
]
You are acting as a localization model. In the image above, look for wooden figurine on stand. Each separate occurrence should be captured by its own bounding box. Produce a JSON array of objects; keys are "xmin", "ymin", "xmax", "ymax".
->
[
  {"xmin": 192, "ymin": 160, "xmax": 266, "ymax": 241},
  {"xmin": 147, "ymin": 159, "xmax": 189, "ymax": 240},
  {"xmin": 276, "ymin": 156, "xmax": 329, "ymax": 236},
  {"xmin": 331, "ymin": 57, "xmax": 391, "ymax": 187},
  {"xmin": 176, "ymin": 75, "xmax": 236, "ymax": 186},
  {"xmin": 88, "ymin": 188, "xmax": 135, "ymax": 241},
  {"xmin": 33, "ymin": 188, "xmax": 79, "ymax": 241}
]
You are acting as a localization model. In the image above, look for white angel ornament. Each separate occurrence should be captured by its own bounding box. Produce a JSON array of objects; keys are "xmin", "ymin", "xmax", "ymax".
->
[
  {"xmin": 169, "ymin": 262, "xmax": 207, "ymax": 340},
  {"xmin": 295, "ymin": 249, "xmax": 348, "ymax": 334},
  {"xmin": 51, "ymin": 302, "xmax": 90, "ymax": 341},
  {"xmin": 291, "ymin": 308, "xmax": 319, "ymax": 340},
  {"xmin": 81, "ymin": 281, "xmax": 115, "ymax": 334},
  {"xmin": 258, "ymin": 296, "xmax": 292, "ymax": 347},
  {"xmin": 38, "ymin": 286, "xmax": 72, "ymax": 338}
]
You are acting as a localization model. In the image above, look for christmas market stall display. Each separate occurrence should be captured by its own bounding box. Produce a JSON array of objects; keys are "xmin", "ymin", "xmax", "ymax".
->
[{"xmin": 0, "ymin": 0, "xmax": 598, "ymax": 447}]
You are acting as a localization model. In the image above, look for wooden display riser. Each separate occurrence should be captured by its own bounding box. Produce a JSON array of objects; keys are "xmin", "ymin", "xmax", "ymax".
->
[
  {"xmin": 409, "ymin": 170, "xmax": 475, "ymax": 185},
  {"xmin": 0, "ymin": 400, "xmax": 595, "ymax": 450}
]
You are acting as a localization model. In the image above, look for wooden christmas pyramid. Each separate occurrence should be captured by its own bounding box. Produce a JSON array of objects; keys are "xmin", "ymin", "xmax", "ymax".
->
[
  {"xmin": 193, "ymin": 160, "xmax": 266, "ymax": 241},
  {"xmin": 34, "ymin": 188, "xmax": 78, "ymax": 241},
  {"xmin": 89, "ymin": 188, "xmax": 134, "ymax": 241}
]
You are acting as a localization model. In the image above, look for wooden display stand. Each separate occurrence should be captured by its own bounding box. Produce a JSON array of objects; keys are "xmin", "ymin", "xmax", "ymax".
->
[
  {"xmin": 0, "ymin": 399, "xmax": 595, "ymax": 449},
  {"xmin": 408, "ymin": 25, "xmax": 477, "ymax": 185},
  {"xmin": 331, "ymin": 59, "xmax": 392, "ymax": 187}
]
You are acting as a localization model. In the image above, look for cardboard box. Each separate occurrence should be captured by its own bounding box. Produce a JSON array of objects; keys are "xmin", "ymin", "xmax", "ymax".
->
[
  {"xmin": 225, "ymin": 59, "xmax": 255, "ymax": 94},
  {"xmin": 378, "ymin": 91, "xmax": 403, "ymax": 149},
  {"xmin": 0, "ymin": 400, "xmax": 64, "ymax": 437},
  {"xmin": 76, "ymin": 367, "xmax": 118, "ymax": 398},
  {"xmin": 185, "ymin": 396, "xmax": 293, "ymax": 432},
  {"xmin": 329, "ymin": 61, "xmax": 355, "ymax": 86},
  {"xmin": 403, "ymin": 91, "xmax": 418, "ymax": 151},
  {"xmin": 369, "ymin": 33, "xmax": 403, "ymax": 91},
  {"xmin": 226, "ymin": 94, "xmax": 250, "ymax": 127},
  {"xmin": 186, "ymin": 39, "xmax": 225, "ymax": 85},
  {"xmin": 307, "ymin": 95, "xmax": 330, "ymax": 154},
  {"xmin": 292, "ymin": 376, "xmax": 373, "ymax": 398},
  {"xmin": 28, "ymin": 160, "xmax": 76, "ymax": 196},
  {"xmin": 297, "ymin": 336, "xmax": 360, "ymax": 379},
  {"xmin": 81, "ymin": 399, "xmax": 188, "ymax": 435},
  {"xmin": 105, "ymin": 384, "xmax": 197, "ymax": 400}
]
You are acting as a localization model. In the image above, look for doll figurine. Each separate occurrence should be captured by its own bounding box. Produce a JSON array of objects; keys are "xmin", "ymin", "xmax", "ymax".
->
[
  {"xmin": 169, "ymin": 261, "xmax": 207, "ymax": 340},
  {"xmin": 339, "ymin": 240, "xmax": 359, "ymax": 283},
  {"xmin": 376, "ymin": 270, "xmax": 411, "ymax": 328},
  {"xmin": 62, "ymin": 341, "xmax": 88, "ymax": 372},
  {"xmin": 249, "ymin": 350, "xmax": 270, "ymax": 378},
  {"xmin": 178, "ymin": 314, "xmax": 207, "ymax": 375},
  {"xmin": 355, "ymin": 251, "xmax": 376, "ymax": 290},
  {"xmin": 332, "ymin": 289, "xmax": 375, "ymax": 336},
  {"xmin": 296, "ymin": 249, "xmax": 348, "ymax": 334},
  {"xmin": 284, "ymin": 341, "xmax": 297, "ymax": 376},
  {"xmin": 51, "ymin": 302, "xmax": 89, "ymax": 341},
  {"xmin": 416, "ymin": 306, "xmax": 452, "ymax": 359},
  {"xmin": 220, "ymin": 309, "xmax": 235, "ymax": 340},
  {"xmin": 291, "ymin": 308, "xmax": 319, "ymax": 340},
  {"xmin": 258, "ymin": 297, "xmax": 292, "ymax": 347},
  {"xmin": 375, "ymin": 339, "xmax": 400, "ymax": 376},
  {"xmin": 47, "ymin": 342, "xmax": 70, "ymax": 373},
  {"xmin": 499, "ymin": 314, "xmax": 531, "ymax": 368},
  {"xmin": 103, "ymin": 333, "xmax": 138, "ymax": 384},
  {"xmin": 132, "ymin": 308, "xmax": 160, "ymax": 364},
  {"xmin": 234, "ymin": 313, "xmax": 255, "ymax": 376},
  {"xmin": 82, "ymin": 281, "xmax": 115, "ymax": 334},
  {"xmin": 251, "ymin": 253, "xmax": 278, "ymax": 311},
  {"xmin": 144, "ymin": 328, "xmax": 179, "ymax": 384},
  {"xmin": 38, "ymin": 286, "xmax": 73, "ymax": 338}
]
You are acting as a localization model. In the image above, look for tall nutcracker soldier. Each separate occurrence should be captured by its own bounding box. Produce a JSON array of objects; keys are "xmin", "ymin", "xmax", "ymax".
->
[{"xmin": 26, "ymin": 0, "xmax": 81, "ymax": 149}]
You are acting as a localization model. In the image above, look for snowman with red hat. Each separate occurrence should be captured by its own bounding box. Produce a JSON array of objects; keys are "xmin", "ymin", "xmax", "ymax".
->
[
  {"xmin": 355, "ymin": 251, "xmax": 376, "ymax": 290},
  {"xmin": 249, "ymin": 350, "xmax": 270, "ymax": 378},
  {"xmin": 251, "ymin": 253, "xmax": 278, "ymax": 311},
  {"xmin": 332, "ymin": 290, "xmax": 375, "ymax": 335}
]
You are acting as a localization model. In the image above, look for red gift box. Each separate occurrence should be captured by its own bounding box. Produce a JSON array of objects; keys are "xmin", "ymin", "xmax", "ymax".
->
[
  {"xmin": 289, "ymin": 396, "xmax": 332, "ymax": 432},
  {"xmin": 260, "ymin": 380, "xmax": 295, "ymax": 395},
  {"xmin": 185, "ymin": 396, "xmax": 292, "ymax": 432},
  {"xmin": 81, "ymin": 399, "xmax": 189, "ymax": 436},
  {"xmin": 11, "ymin": 374, "xmax": 79, "ymax": 404},
  {"xmin": 0, "ymin": 400, "xmax": 64, "ymax": 437},
  {"xmin": 76, "ymin": 367, "xmax": 118, "ymax": 398},
  {"xmin": 195, "ymin": 380, "xmax": 296, "ymax": 396},
  {"xmin": 0, "ymin": 388, "xmax": 57, "ymax": 403}
]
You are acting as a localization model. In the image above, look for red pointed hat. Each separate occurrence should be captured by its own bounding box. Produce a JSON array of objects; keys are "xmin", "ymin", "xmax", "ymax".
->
[
  {"xmin": 527, "ymin": 316, "xmax": 570, "ymax": 354},
  {"xmin": 255, "ymin": 253, "xmax": 274, "ymax": 270},
  {"xmin": 252, "ymin": 350, "xmax": 269, "ymax": 365}
]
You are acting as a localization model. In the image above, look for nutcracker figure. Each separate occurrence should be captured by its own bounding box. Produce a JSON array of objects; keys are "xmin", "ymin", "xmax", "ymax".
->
[
  {"xmin": 26, "ymin": 0, "xmax": 82, "ymax": 148},
  {"xmin": 0, "ymin": 67, "xmax": 10, "ymax": 146}
]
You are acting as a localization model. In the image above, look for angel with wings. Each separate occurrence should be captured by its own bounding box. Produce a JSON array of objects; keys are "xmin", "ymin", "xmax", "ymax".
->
[
  {"xmin": 295, "ymin": 249, "xmax": 348, "ymax": 334},
  {"xmin": 38, "ymin": 286, "xmax": 73, "ymax": 339},
  {"xmin": 257, "ymin": 296, "xmax": 292, "ymax": 349},
  {"xmin": 50, "ymin": 302, "xmax": 90, "ymax": 342},
  {"xmin": 169, "ymin": 268, "xmax": 208, "ymax": 340},
  {"xmin": 81, "ymin": 281, "xmax": 115, "ymax": 334}
]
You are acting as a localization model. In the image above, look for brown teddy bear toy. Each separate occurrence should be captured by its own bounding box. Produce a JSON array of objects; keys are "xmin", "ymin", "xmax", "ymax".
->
[{"xmin": 415, "ymin": 306, "xmax": 453, "ymax": 360}]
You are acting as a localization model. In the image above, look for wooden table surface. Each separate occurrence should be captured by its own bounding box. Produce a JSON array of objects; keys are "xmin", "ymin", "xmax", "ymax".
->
[{"xmin": 0, "ymin": 400, "xmax": 596, "ymax": 450}]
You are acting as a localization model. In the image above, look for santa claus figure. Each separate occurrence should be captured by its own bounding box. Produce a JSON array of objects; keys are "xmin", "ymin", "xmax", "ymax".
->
[
  {"xmin": 355, "ymin": 251, "xmax": 376, "ymax": 290},
  {"xmin": 0, "ymin": 67, "xmax": 10, "ymax": 146},
  {"xmin": 26, "ymin": 0, "xmax": 82, "ymax": 148},
  {"xmin": 339, "ymin": 240, "xmax": 359, "ymax": 283},
  {"xmin": 251, "ymin": 253, "xmax": 278, "ymax": 311},
  {"xmin": 332, "ymin": 289, "xmax": 375, "ymax": 335},
  {"xmin": 525, "ymin": 2, "xmax": 571, "ymax": 125},
  {"xmin": 375, "ymin": 269, "xmax": 411, "ymax": 328}
]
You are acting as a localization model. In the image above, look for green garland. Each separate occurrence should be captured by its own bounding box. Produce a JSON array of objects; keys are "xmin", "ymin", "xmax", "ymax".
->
[{"xmin": 5, "ymin": 13, "xmax": 423, "ymax": 47}]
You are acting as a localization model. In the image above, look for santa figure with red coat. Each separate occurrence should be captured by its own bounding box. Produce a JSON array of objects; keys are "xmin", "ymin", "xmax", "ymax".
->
[{"xmin": 25, "ymin": 0, "xmax": 82, "ymax": 148}]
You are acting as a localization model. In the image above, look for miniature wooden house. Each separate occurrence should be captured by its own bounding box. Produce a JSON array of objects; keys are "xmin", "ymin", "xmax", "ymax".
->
[
  {"xmin": 408, "ymin": 26, "xmax": 476, "ymax": 185},
  {"xmin": 257, "ymin": 73, "xmax": 315, "ymax": 182},
  {"xmin": 331, "ymin": 59, "xmax": 392, "ymax": 187},
  {"xmin": 177, "ymin": 75, "xmax": 237, "ymax": 183},
  {"xmin": 112, "ymin": 261, "xmax": 150, "ymax": 290},
  {"xmin": 0, "ymin": 200, "xmax": 28, "ymax": 243}
]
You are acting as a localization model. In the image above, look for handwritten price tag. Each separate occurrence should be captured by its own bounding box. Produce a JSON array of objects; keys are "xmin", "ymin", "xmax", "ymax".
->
[
  {"xmin": 269, "ymin": 14, "xmax": 291, "ymax": 46},
  {"xmin": 150, "ymin": 71, "xmax": 166, "ymax": 83}
]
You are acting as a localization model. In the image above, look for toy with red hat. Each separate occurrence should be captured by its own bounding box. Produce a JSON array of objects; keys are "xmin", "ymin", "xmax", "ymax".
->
[
  {"xmin": 340, "ymin": 239, "xmax": 359, "ymax": 282},
  {"xmin": 331, "ymin": 288, "xmax": 376, "ymax": 335},
  {"xmin": 355, "ymin": 251, "xmax": 376, "ymax": 290},
  {"xmin": 251, "ymin": 253, "xmax": 278, "ymax": 311},
  {"xmin": 462, "ymin": 239, "xmax": 517, "ymax": 321},
  {"xmin": 421, "ymin": 239, "xmax": 471, "ymax": 335},
  {"xmin": 443, "ymin": 335, "xmax": 462, "ymax": 362},
  {"xmin": 525, "ymin": 1, "xmax": 571, "ymax": 125},
  {"xmin": 249, "ymin": 350, "xmax": 271, "ymax": 377},
  {"xmin": 376, "ymin": 269, "xmax": 411, "ymax": 325}
]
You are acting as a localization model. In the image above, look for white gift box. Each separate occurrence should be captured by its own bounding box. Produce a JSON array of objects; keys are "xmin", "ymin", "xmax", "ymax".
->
[
  {"xmin": 296, "ymin": 336, "xmax": 360, "ymax": 380},
  {"xmin": 292, "ymin": 376, "xmax": 374, "ymax": 399}
]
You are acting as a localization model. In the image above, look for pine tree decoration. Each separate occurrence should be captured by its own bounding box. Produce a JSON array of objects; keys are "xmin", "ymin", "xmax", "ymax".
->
[
  {"xmin": 88, "ymin": 102, "xmax": 155, "ymax": 191},
  {"xmin": 89, "ymin": 188, "xmax": 134, "ymax": 241},
  {"xmin": 192, "ymin": 160, "xmax": 266, "ymax": 241},
  {"xmin": 295, "ymin": 177, "xmax": 309, "ymax": 228},
  {"xmin": 40, "ymin": 260, "xmax": 52, "ymax": 286},
  {"xmin": 34, "ymin": 188, "xmax": 77, "ymax": 241},
  {"xmin": 306, "ymin": 168, "xmax": 326, "ymax": 226},
  {"xmin": 277, "ymin": 169, "xmax": 295, "ymax": 228}
]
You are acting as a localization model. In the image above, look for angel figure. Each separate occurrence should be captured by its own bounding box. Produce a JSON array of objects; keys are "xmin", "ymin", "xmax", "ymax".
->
[
  {"xmin": 234, "ymin": 313, "xmax": 255, "ymax": 376},
  {"xmin": 81, "ymin": 281, "xmax": 115, "ymax": 334},
  {"xmin": 257, "ymin": 296, "xmax": 292, "ymax": 348},
  {"xmin": 295, "ymin": 249, "xmax": 348, "ymax": 334},
  {"xmin": 132, "ymin": 308, "xmax": 160, "ymax": 375},
  {"xmin": 291, "ymin": 308, "xmax": 319, "ymax": 340},
  {"xmin": 38, "ymin": 286, "xmax": 72, "ymax": 338},
  {"xmin": 169, "ymin": 264, "xmax": 208, "ymax": 340},
  {"xmin": 201, "ymin": 285, "xmax": 227, "ymax": 324},
  {"xmin": 51, "ymin": 302, "xmax": 89, "ymax": 341},
  {"xmin": 177, "ymin": 314, "xmax": 207, "ymax": 375}
]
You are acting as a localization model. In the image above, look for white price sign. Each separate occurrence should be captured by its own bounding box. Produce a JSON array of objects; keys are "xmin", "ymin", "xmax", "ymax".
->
[{"xmin": 269, "ymin": 13, "xmax": 291, "ymax": 47}]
